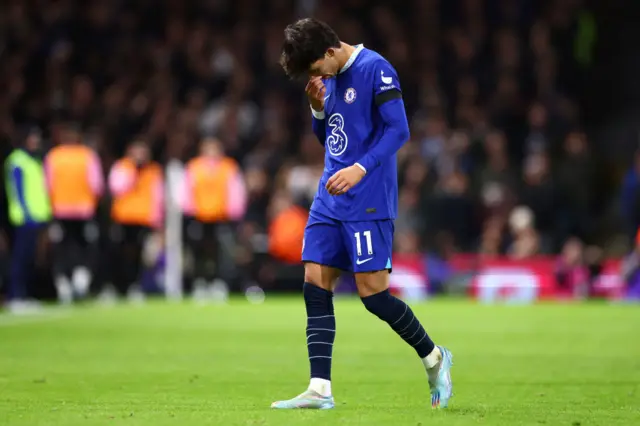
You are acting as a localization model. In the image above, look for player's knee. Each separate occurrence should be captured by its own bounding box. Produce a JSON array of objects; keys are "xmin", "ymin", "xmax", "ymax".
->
[
  {"xmin": 303, "ymin": 264, "xmax": 323, "ymax": 287},
  {"xmin": 303, "ymin": 263, "xmax": 335, "ymax": 291},
  {"xmin": 354, "ymin": 271, "xmax": 389, "ymax": 298}
]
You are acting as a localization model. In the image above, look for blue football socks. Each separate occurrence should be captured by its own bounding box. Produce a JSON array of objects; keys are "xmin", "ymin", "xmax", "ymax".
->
[
  {"xmin": 303, "ymin": 283, "xmax": 335, "ymax": 381},
  {"xmin": 361, "ymin": 289, "xmax": 435, "ymax": 357}
]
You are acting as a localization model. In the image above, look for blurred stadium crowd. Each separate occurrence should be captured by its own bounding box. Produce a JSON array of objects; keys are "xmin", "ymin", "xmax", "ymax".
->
[{"xmin": 1, "ymin": 0, "xmax": 639, "ymax": 305}]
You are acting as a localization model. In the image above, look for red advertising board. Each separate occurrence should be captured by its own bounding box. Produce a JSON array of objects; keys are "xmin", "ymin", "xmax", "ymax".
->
[
  {"xmin": 469, "ymin": 258, "xmax": 556, "ymax": 303},
  {"xmin": 592, "ymin": 260, "xmax": 625, "ymax": 299},
  {"xmin": 372, "ymin": 254, "xmax": 624, "ymax": 302},
  {"xmin": 450, "ymin": 255, "xmax": 625, "ymax": 302},
  {"xmin": 389, "ymin": 255, "xmax": 429, "ymax": 300}
]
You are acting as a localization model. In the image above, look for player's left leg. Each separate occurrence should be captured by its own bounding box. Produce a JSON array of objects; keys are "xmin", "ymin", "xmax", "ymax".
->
[
  {"xmin": 344, "ymin": 219, "xmax": 453, "ymax": 408},
  {"xmin": 271, "ymin": 212, "xmax": 346, "ymax": 410}
]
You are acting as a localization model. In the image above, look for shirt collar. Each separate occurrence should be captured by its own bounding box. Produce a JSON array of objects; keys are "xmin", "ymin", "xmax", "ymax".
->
[{"xmin": 339, "ymin": 44, "xmax": 364, "ymax": 74}]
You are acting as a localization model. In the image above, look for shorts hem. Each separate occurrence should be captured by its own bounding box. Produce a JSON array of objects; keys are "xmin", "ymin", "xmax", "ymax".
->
[
  {"xmin": 353, "ymin": 268, "xmax": 392, "ymax": 274},
  {"xmin": 302, "ymin": 260, "xmax": 350, "ymax": 273}
]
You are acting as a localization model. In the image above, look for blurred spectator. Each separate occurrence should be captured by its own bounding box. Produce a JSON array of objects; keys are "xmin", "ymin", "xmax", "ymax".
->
[
  {"xmin": 243, "ymin": 166, "xmax": 272, "ymax": 230},
  {"xmin": 556, "ymin": 130, "xmax": 594, "ymax": 241},
  {"xmin": 519, "ymin": 151, "xmax": 556, "ymax": 247},
  {"xmin": 286, "ymin": 133, "xmax": 324, "ymax": 208},
  {"xmin": 506, "ymin": 205, "xmax": 540, "ymax": 259},
  {"xmin": 4, "ymin": 128, "xmax": 51, "ymax": 312},
  {"xmin": 108, "ymin": 140, "xmax": 163, "ymax": 298},
  {"xmin": 426, "ymin": 170, "xmax": 476, "ymax": 251},
  {"xmin": 45, "ymin": 124, "xmax": 103, "ymax": 303},
  {"xmin": 475, "ymin": 130, "xmax": 517, "ymax": 222},
  {"xmin": 395, "ymin": 231, "xmax": 421, "ymax": 255},
  {"xmin": 397, "ymin": 187, "xmax": 422, "ymax": 237},
  {"xmin": 584, "ymin": 245, "xmax": 604, "ymax": 295},
  {"xmin": 488, "ymin": 72, "xmax": 525, "ymax": 156},
  {"xmin": 524, "ymin": 102, "xmax": 550, "ymax": 154},
  {"xmin": 419, "ymin": 113, "xmax": 448, "ymax": 167},
  {"xmin": 268, "ymin": 191, "xmax": 308, "ymax": 264},
  {"xmin": 181, "ymin": 137, "xmax": 247, "ymax": 296},
  {"xmin": 478, "ymin": 216, "xmax": 505, "ymax": 257},
  {"xmin": 555, "ymin": 237, "xmax": 588, "ymax": 298},
  {"xmin": 398, "ymin": 157, "xmax": 430, "ymax": 236}
]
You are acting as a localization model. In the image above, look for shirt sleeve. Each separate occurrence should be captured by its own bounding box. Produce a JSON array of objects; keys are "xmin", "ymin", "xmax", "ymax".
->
[
  {"xmin": 108, "ymin": 161, "xmax": 136, "ymax": 195},
  {"xmin": 310, "ymin": 77, "xmax": 330, "ymax": 145},
  {"xmin": 356, "ymin": 60, "xmax": 409, "ymax": 173},
  {"xmin": 373, "ymin": 60, "xmax": 402, "ymax": 99},
  {"xmin": 180, "ymin": 165, "xmax": 195, "ymax": 216},
  {"xmin": 311, "ymin": 107, "xmax": 326, "ymax": 146},
  {"xmin": 226, "ymin": 167, "xmax": 248, "ymax": 220},
  {"xmin": 87, "ymin": 151, "xmax": 105, "ymax": 197},
  {"xmin": 152, "ymin": 172, "xmax": 164, "ymax": 229},
  {"xmin": 43, "ymin": 154, "xmax": 53, "ymax": 193}
]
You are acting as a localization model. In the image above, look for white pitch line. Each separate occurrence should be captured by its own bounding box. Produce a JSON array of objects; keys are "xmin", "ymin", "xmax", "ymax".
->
[{"xmin": 0, "ymin": 310, "xmax": 72, "ymax": 327}]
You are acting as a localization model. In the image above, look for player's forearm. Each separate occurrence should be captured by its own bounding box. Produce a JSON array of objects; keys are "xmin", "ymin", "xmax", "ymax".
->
[{"xmin": 356, "ymin": 99, "xmax": 409, "ymax": 173}]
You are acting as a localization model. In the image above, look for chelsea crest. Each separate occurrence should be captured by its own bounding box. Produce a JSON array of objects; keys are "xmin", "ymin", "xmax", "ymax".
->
[{"xmin": 344, "ymin": 87, "xmax": 357, "ymax": 104}]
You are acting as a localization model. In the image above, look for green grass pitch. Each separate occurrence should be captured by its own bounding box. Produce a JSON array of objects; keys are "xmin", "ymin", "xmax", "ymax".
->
[{"xmin": 0, "ymin": 298, "xmax": 639, "ymax": 425}]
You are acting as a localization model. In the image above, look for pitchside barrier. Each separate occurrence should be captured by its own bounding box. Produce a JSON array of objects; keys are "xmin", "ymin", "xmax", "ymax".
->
[
  {"xmin": 455, "ymin": 255, "xmax": 625, "ymax": 303},
  {"xmin": 338, "ymin": 254, "xmax": 626, "ymax": 303}
]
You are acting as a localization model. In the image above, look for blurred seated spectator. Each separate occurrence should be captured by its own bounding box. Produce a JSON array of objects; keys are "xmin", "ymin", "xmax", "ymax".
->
[
  {"xmin": 395, "ymin": 231, "xmax": 421, "ymax": 255},
  {"xmin": 478, "ymin": 216, "xmax": 506, "ymax": 258},
  {"xmin": 524, "ymin": 102, "xmax": 550, "ymax": 155},
  {"xmin": 584, "ymin": 245, "xmax": 604, "ymax": 296},
  {"xmin": 397, "ymin": 187, "xmax": 421, "ymax": 237},
  {"xmin": 427, "ymin": 170, "xmax": 475, "ymax": 251},
  {"xmin": 475, "ymin": 130, "xmax": 517, "ymax": 223},
  {"xmin": 519, "ymin": 151, "xmax": 556, "ymax": 247},
  {"xmin": 556, "ymin": 131, "xmax": 594, "ymax": 241},
  {"xmin": 555, "ymin": 237, "xmax": 588, "ymax": 298},
  {"xmin": 506, "ymin": 205, "xmax": 541, "ymax": 259},
  {"xmin": 268, "ymin": 191, "xmax": 307, "ymax": 265}
]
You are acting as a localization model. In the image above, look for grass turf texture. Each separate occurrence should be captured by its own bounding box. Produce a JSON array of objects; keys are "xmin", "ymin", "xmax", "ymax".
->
[{"xmin": 0, "ymin": 298, "xmax": 638, "ymax": 426}]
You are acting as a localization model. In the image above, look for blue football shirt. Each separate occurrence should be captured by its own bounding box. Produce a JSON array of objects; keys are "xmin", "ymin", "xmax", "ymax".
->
[{"xmin": 310, "ymin": 45, "xmax": 407, "ymax": 222}]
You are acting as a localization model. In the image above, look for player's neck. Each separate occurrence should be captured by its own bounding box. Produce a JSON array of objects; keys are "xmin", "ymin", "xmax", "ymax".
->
[{"xmin": 336, "ymin": 42, "xmax": 356, "ymax": 71}]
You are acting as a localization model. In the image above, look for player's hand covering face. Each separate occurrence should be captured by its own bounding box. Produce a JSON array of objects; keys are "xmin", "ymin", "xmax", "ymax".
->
[
  {"xmin": 305, "ymin": 77, "xmax": 326, "ymax": 111},
  {"xmin": 326, "ymin": 165, "xmax": 366, "ymax": 195}
]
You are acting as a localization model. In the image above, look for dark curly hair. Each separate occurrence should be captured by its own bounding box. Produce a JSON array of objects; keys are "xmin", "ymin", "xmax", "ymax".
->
[{"xmin": 280, "ymin": 18, "xmax": 340, "ymax": 78}]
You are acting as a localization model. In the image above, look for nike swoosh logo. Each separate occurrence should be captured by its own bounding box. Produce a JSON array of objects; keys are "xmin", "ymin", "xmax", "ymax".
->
[{"xmin": 356, "ymin": 257, "xmax": 373, "ymax": 265}]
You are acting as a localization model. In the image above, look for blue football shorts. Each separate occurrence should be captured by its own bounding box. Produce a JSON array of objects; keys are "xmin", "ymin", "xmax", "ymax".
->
[{"xmin": 301, "ymin": 210, "xmax": 394, "ymax": 273}]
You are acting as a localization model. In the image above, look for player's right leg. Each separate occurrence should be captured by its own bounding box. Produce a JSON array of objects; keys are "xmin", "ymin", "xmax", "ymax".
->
[
  {"xmin": 356, "ymin": 269, "xmax": 453, "ymax": 408},
  {"xmin": 344, "ymin": 219, "xmax": 454, "ymax": 408},
  {"xmin": 271, "ymin": 212, "xmax": 346, "ymax": 410}
]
